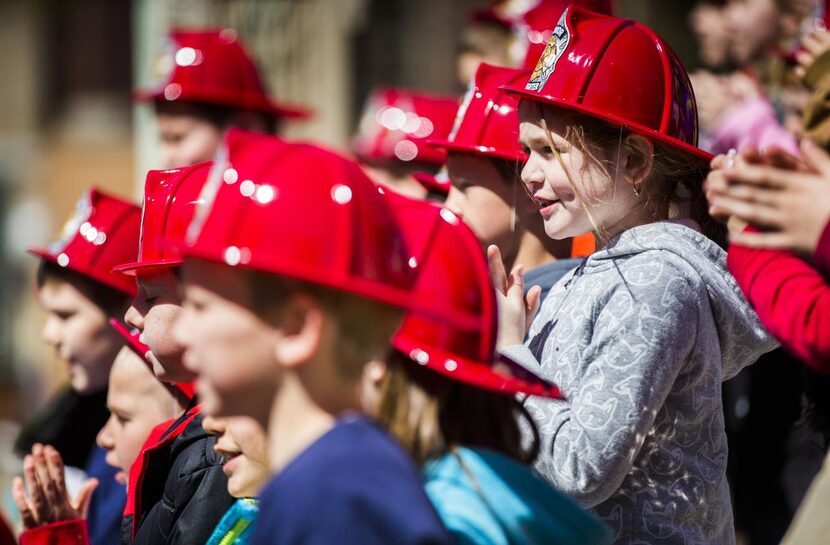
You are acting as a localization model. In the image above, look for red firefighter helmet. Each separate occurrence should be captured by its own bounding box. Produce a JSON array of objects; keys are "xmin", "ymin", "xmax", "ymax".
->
[
  {"xmin": 504, "ymin": 5, "xmax": 712, "ymax": 164},
  {"xmin": 388, "ymin": 192, "xmax": 562, "ymax": 398},
  {"xmin": 135, "ymin": 29, "xmax": 310, "ymax": 120},
  {"xmin": 108, "ymin": 318, "xmax": 196, "ymax": 402},
  {"xmin": 351, "ymin": 88, "xmax": 459, "ymax": 166},
  {"xmin": 182, "ymin": 129, "xmax": 420, "ymax": 312},
  {"xmin": 515, "ymin": 0, "xmax": 614, "ymax": 68},
  {"xmin": 29, "ymin": 189, "xmax": 140, "ymax": 296},
  {"xmin": 430, "ymin": 63, "xmax": 530, "ymax": 163},
  {"xmin": 113, "ymin": 162, "xmax": 214, "ymax": 276},
  {"xmin": 413, "ymin": 170, "xmax": 451, "ymax": 200}
]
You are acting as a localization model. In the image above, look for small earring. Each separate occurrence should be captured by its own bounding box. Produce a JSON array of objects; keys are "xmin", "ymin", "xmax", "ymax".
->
[{"xmin": 632, "ymin": 183, "xmax": 641, "ymax": 197}]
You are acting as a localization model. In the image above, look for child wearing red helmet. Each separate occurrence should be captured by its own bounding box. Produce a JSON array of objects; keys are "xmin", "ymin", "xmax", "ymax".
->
[
  {"xmin": 13, "ymin": 346, "xmax": 186, "ymax": 545},
  {"xmin": 352, "ymin": 87, "xmax": 458, "ymax": 199},
  {"xmin": 137, "ymin": 29, "xmax": 309, "ymax": 169},
  {"xmin": 434, "ymin": 62, "xmax": 579, "ymax": 301},
  {"xmin": 363, "ymin": 193, "xmax": 611, "ymax": 545},
  {"xmin": 172, "ymin": 129, "xmax": 452, "ymax": 545},
  {"xmin": 115, "ymin": 163, "xmax": 235, "ymax": 545},
  {"xmin": 14, "ymin": 189, "xmax": 140, "ymax": 545},
  {"xmin": 492, "ymin": 7, "xmax": 777, "ymax": 544}
]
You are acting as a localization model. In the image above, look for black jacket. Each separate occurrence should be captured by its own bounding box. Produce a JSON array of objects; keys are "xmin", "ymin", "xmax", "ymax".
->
[{"xmin": 122, "ymin": 407, "xmax": 233, "ymax": 545}]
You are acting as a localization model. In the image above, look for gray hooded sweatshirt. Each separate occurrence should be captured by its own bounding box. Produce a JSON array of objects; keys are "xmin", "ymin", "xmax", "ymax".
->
[{"xmin": 503, "ymin": 221, "xmax": 778, "ymax": 545}]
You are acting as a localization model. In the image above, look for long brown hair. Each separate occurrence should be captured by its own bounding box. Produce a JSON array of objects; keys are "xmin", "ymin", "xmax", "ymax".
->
[{"xmin": 372, "ymin": 350, "xmax": 541, "ymax": 466}]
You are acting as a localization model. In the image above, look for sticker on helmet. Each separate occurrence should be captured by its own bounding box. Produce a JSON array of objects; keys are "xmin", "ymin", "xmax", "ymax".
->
[
  {"xmin": 448, "ymin": 79, "xmax": 475, "ymax": 142},
  {"xmin": 48, "ymin": 191, "xmax": 94, "ymax": 254},
  {"xmin": 525, "ymin": 8, "xmax": 570, "ymax": 92}
]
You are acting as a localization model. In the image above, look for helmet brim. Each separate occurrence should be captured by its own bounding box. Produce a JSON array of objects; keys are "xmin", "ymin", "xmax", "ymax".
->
[
  {"xmin": 501, "ymin": 84, "xmax": 714, "ymax": 167},
  {"xmin": 112, "ymin": 258, "xmax": 183, "ymax": 277},
  {"xmin": 392, "ymin": 335, "xmax": 564, "ymax": 399},
  {"xmin": 427, "ymin": 138, "xmax": 528, "ymax": 163},
  {"xmin": 133, "ymin": 88, "xmax": 312, "ymax": 120}
]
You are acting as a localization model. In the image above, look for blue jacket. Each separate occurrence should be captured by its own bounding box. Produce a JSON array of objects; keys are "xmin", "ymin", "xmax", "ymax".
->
[
  {"xmin": 85, "ymin": 445, "xmax": 125, "ymax": 545},
  {"xmin": 252, "ymin": 415, "xmax": 452, "ymax": 545},
  {"xmin": 423, "ymin": 447, "xmax": 611, "ymax": 545}
]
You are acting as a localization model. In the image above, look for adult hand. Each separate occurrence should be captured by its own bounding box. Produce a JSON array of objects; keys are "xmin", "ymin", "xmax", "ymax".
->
[
  {"xmin": 795, "ymin": 28, "xmax": 830, "ymax": 80},
  {"xmin": 708, "ymin": 140, "xmax": 830, "ymax": 255},
  {"xmin": 11, "ymin": 444, "xmax": 98, "ymax": 530},
  {"xmin": 487, "ymin": 245, "xmax": 541, "ymax": 351},
  {"xmin": 705, "ymin": 146, "xmax": 803, "ymax": 222}
]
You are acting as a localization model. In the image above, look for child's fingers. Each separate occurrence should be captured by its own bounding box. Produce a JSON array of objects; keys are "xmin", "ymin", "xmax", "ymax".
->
[
  {"xmin": 23, "ymin": 454, "xmax": 47, "ymax": 522},
  {"xmin": 43, "ymin": 445, "xmax": 68, "ymax": 506},
  {"xmin": 508, "ymin": 264, "xmax": 525, "ymax": 294},
  {"xmin": 44, "ymin": 446, "xmax": 68, "ymax": 502},
  {"xmin": 487, "ymin": 245, "xmax": 508, "ymax": 295},
  {"xmin": 12, "ymin": 476, "xmax": 37, "ymax": 529},
  {"xmin": 73, "ymin": 478, "xmax": 99, "ymax": 520},
  {"xmin": 525, "ymin": 285, "xmax": 542, "ymax": 331},
  {"xmin": 32, "ymin": 445, "xmax": 59, "ymax": 513}
]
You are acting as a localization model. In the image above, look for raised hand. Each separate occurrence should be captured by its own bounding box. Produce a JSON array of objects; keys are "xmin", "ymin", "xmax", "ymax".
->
[
  {"xmin": 706, "ymin": 140, "xmax": 830, "ymax": 255},
  {"xmin": 487, "ymin": 245, "xmax": 541, "ymax": 351},
  {"xmin": 11, "ymin": 444, "xmax": 98, "ymax": 530}
]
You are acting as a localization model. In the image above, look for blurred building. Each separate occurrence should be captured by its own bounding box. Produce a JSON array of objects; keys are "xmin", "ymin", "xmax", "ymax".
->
[{"xmin": 0, "ymin": 0, "xmax": 698, "ymax": 525}]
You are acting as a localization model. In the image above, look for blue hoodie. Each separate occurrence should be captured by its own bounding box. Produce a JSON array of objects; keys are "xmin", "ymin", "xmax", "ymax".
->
[{"xmin": 423, "ymin": 447, "xmax": 611, "ymax": 545}]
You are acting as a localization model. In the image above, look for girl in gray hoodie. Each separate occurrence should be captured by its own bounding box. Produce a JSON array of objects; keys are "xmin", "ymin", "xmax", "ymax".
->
[{"xmin": 493, "ymin": 7, "xmax": 778, "ymax": 545}]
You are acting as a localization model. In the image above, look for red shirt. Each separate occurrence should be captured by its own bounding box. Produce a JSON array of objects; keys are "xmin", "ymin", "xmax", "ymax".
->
[{"xmin": 727, "ymin": 222, "xmax": 830, "ymax": 373}]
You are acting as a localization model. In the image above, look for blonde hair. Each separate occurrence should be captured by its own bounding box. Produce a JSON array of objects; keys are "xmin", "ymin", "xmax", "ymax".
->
[
  {"xmin": 372, "ymin": 351, "xmax": 541, "ymax": 466},
  {"xmin": 529, "ymin": 102, "xmax": 726, "ymax": 247}
]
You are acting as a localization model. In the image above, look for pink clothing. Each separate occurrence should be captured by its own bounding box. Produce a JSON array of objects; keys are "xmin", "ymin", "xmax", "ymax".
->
[{"xmin": 702, "ymin": 96, "xmax": 799, "ymax": 155}]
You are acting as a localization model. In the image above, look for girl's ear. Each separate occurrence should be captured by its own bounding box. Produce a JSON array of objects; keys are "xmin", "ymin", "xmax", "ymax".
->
[
  {"xmin": 272, "ymin": 293, "xmax": 326, "ymax": 369},
  {"xmin": 622, "ymin": 134, "xmax": 654, "ymax": 192}
]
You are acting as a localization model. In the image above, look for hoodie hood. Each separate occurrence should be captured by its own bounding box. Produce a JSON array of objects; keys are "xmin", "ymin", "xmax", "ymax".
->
[
  {"xmin": 423, "ymin": 447, "xmax": 611, "ymax": 545},
  {"xmin": 586, "ymin": 221, "xmax": 777, "ymax": 379}
]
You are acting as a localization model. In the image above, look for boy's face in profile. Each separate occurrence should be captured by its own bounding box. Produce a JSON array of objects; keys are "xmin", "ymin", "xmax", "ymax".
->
[
  {"xmin": 97, "ymin": 346, "xmax": 179, "ymax": 486},
  {"xmin": 39, "ymin": 277, "xmax": 122, "ymax": 395},
  {"xmin": 175, "ymin": 259, "xmax": 280, "ymax": 424},
  {"xmin": 124, "ymin": 269, "xmax": 192, "ymax": 383},
  {"xmin": 156, "ymin": 109, "xmax": 223, "ymax": 169}
]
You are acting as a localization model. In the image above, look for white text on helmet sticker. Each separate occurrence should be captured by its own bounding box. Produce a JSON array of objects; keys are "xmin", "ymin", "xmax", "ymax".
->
[{"xmin": 525, "ymin": 8, "xmax": 570, "ymax": 92}]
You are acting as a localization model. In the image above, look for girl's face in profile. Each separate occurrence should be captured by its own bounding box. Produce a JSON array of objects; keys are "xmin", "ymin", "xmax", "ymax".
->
[{"xmin": 517, "ymin": 101, "xmax": 643, "ymax": 241}]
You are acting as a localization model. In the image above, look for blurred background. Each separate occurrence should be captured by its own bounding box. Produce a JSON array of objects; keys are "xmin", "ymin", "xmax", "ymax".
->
[{"xmin": 2, "ymin": 1, "xmax": 810, "ymax": 543}]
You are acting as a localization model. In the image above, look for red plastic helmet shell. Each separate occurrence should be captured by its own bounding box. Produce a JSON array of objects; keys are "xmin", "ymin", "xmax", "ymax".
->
[
  {"xmin": 388, "ymin": 192, "xmax": 562, "ymax": 399},
  {"xmin": 183, "ymin": 129, "xmax": 420, "ymax": 312},
  {"xmin": 108, "ymin": 318, "xmax": 196, "ymax": 402},
  {"xmin": 505, "ymin": 5, "xmax": 712, "ymax": 165},
  {"xmin": 135, "ymin": 29, "xmax": 310, "ymax": 120},
  {"xmin": 351, "ymin": 88, "xmax": 459, "ymax": 166},
  {"xmin": 113, "ymin": 162, "xmax": 214, "ymax": 276},
  {"xmin": 515, "ymin": 1, "xmax": 614, "ymax": 69},
  {"xmin": 429, "ymin": 63, "xmax": 530, "ymax": 163},
  {"xmin": 413, "ymin": 170, "xmax": 451, "ymax": 199},
  {"xmin": 29, "ymin": 188, "xmax": 140, "ymax": 296}
]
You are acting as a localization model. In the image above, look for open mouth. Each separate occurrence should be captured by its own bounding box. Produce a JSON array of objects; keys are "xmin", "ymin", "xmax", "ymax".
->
[
  {"xmin": 534, "ymin": 195, "xmax": 561, "ymax": 218},
  {"xmin": 216, "ymin": 447, "xmax": 242, "ymax": 466}
]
